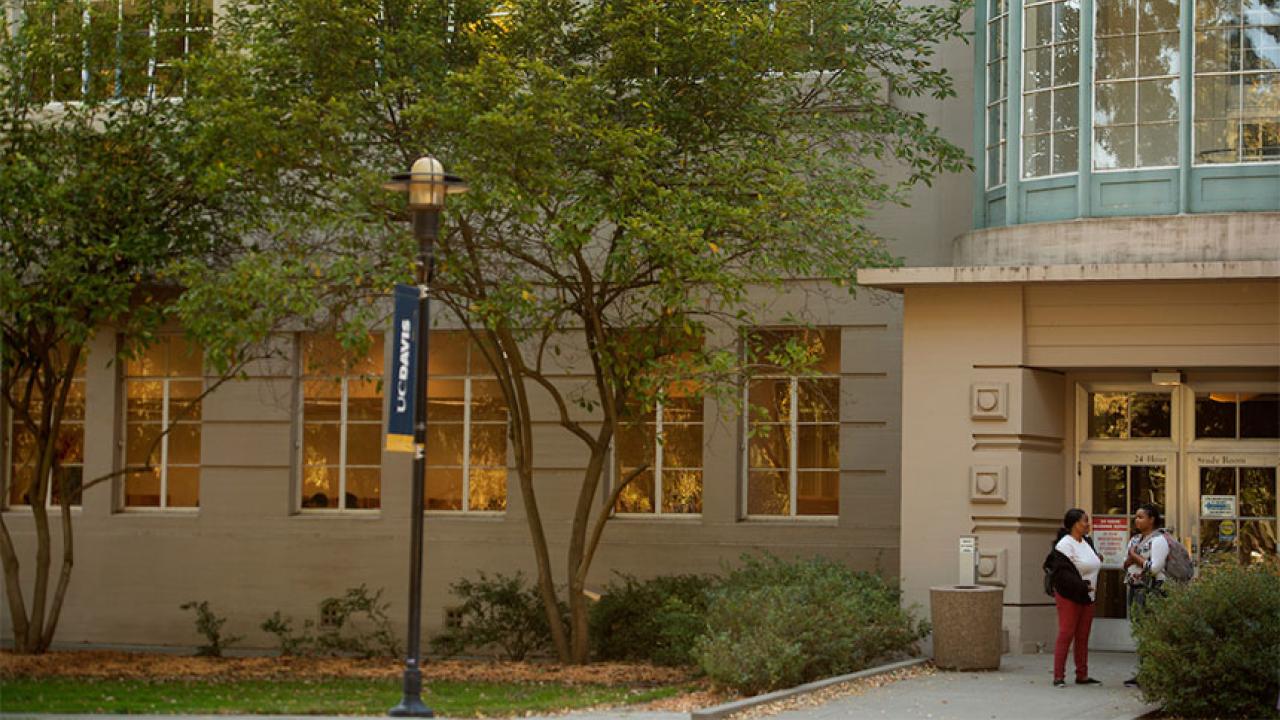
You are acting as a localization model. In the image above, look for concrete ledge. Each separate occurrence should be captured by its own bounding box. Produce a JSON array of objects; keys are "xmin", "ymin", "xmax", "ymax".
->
[
  {"xmin": 859, "ymin": 260, "xmax": 1280, "ymax": 290},
  {"xmin": 689, "ymin": 657, "xmax": 929, "ymax": 720}
]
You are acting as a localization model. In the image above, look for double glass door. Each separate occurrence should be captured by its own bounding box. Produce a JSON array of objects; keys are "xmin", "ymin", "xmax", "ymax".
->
[{"xmin": 1077, "ymin": 383, "xmax": 1279, "ymax": 651}]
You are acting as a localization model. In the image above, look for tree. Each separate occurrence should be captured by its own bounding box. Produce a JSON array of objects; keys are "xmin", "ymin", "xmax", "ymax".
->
[
  {"xmin": 183, "ymin": 0, "xmax": 970, "ymax": 663},
  {"xmin": 0, "ymin": 0, "xmax": 401, "ymax": 653}
]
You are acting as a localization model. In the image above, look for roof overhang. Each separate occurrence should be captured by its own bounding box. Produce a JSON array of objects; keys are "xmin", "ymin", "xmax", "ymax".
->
[{"xmin": 858, "ymin": 260, "xmax": 1280, "ymax": 292}]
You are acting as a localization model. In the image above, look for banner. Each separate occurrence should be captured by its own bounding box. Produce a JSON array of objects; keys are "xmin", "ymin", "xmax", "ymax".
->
[
  {"xmin": 385, "ymin": 284, "xmax": 420, "ymax": 453},
  {"xmin": 1092, "ymin": 516, "xmax": 1130, "ymax": 570}
]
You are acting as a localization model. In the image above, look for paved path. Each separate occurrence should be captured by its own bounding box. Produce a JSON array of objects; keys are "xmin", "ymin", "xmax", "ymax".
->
[
  {"xmin": 0, "ymin": 653, "xmax": 1158, "ymax": 720},
  {"xmin": 765, "ymin": 651, "xmax": 1155, "ymax": 720}
]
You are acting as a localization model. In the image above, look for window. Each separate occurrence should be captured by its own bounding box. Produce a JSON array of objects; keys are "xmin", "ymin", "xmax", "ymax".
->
[
  {"xmin": 744, "ymin": 328, "xmax": 840, "ymax": 517},
  {"xmin": 1195, "ymin": 391, "xmax": 1280, "ymax": 438},
  {"xmin": 1087, "ymin": 391, "xmax": 1172, "ymax": 438},
  {"xmin": 29, "ymin": 0, "xmax": 213, "ymax": 102},
  {"xmin": 5, "ymin": 352, "xmax": 86, "ymax": 508},
  {"xmin": 424, "ymin": 332, "xmax": 508, "ymax": 512},
  {"xmin": 988, "ymin": 0, "xmax": 1011, "ymax": 187},
  {"xmin": 299, "ymin": 334, "xmax": 384, "ymax": 511},
  {"xmin": 1194, "ymin": 0, "xmax": 1280, "ymax": 163},
  {"xmin": 122, "ymin": 335, "xmax": 202, "ymax": 508},
  {"xmin": 615, "ymin": 394, "xmax": 704, "ymax": 515},
  {"xmin": 1094, "ymin": 0, "xmax": 1181, "ymax": 169},
  {"xmin": 1023, "ymin": 0, "xmax": 1081, "ymax": 177},
  {"xmin": 1200, "ymin": 465, "xmax": 1277, "ymax": 563}
]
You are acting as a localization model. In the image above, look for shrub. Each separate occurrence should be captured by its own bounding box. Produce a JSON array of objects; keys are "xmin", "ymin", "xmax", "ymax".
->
[
  {"xmin": 1132, "ymin": 560, "xmax": 1280, "ymax": 719},
  {"xmin": 429, "ymin": 571, "xmax": 564, "ymax": 661},
  {"xmin": 260, "ymin": 585, "xmax": 401, "ymax": 659},
  {"xmin": 180, "ymin": 600, "xmax": 241, "ymax": 657},
  {"xmin": 694, "ymin": 554, "xmax": 928, "ymax": 695},
  {"xmin": 589, "ymin": 572, "xmax": 716, "ymax": 666}
]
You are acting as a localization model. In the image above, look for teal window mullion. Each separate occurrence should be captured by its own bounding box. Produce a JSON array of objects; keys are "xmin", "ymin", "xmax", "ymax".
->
[
  {"xmin": 974, "ymin": 0, "xmax": 989, "ymax": 228},
  {"xmin": 1078, "ymin": 0, "xmax": 1093, "ymax": 217},
  {"xmin": 1178, "ymin": 0, "xmax": 1192, "ymax": 211},
  {"xmin": 1006, "ymin": 0, "xmax": 1023, "ymax": 226}
]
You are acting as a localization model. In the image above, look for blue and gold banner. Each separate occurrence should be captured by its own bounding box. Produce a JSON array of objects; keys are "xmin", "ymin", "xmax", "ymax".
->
[{"xmin": 385, "ymin": 284, "xmax": 420, "ymax": 453}]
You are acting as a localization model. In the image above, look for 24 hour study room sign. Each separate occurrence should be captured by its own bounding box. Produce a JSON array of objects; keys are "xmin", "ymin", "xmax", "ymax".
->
[{"xmin": 385, "ymin": 284, "xmax": 420, "ymax": 453}]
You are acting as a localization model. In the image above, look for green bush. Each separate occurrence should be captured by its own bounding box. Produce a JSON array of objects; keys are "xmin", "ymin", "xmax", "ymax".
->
[
  {"xmin": 260, "ymin": 585, "xmax": 400, "ymax": 659},
  {"xmin": 1132, "ymin": 561, "xmax": 1280, "ymax": 719},
  {"xmin": 429, "ymin": 571, "xmax": 564, "ymax": 661},
  {"xmin": 694, "ymin": 554, "xmax": 927, "ymax": 695},
  {"xmin": 589, "ymin": 572, "xmax": 716, "ymax": 666},
  {"xmin": 180, "ymin": 600, "xmax": 241, "ymax": 657}
]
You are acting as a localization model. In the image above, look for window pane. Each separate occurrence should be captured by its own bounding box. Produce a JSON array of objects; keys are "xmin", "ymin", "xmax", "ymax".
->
[
  {"xmin": 1055, "ymin": 129, "xmax": 1081, "ymax": 171},
  {"xmin": 126, "ymin": 423, "xmax": 162, "ymax": 466},
  {"xmin": 1201, "ymin": 466, "xmax": 1236, "ymax": 495},
  {"xmin": 468, "ymin": 468, "xmax": 507, "ymax": 511},
  {"xmin": 1196, "ymin": 392, "xmax": 1238, "ymax": 437},
  {"xmin": 1198, "ymin": 0, "xmax": 1240, "ymax": 27},
  {"xmin": 1130, "ymin": 393, "xmax": 1172, "ymax": 437},
  {"xmin": 748, "ymin": 426, "xmax": 790, "ymax": 469},
  {"xmin": 346, "ymin": 468, "xmax": 381, "ymax": 509},
  {"xmin": 168, "ymin": 338, "xmax": 203, "ymax": 377},
  {"xmin": 426, "ymin": 379, "xmax": 465, "ymax": 421},
  {"xmin": 662, "ymin": 470, "xmax": 702, "ymax": 513},
  {"xmin": 1097, "ymin": 123, "xmax": 1138, "ymax": 169},
  {"xmin": 617, "ymin": 470, "xmax": 655, "ymax": 513},
  {"xmin": 1089, "ymin": 392, "xmax": 1128, "ymax": 437},
  {"xmin": 1197, "ymin": 29, "xmax": 1236, "ymax": 71},
  {"xmin": 1098, "ymin": 0, "xmax": 1136, "ymax": 36},
  {"xmin": 304, "ymin": 381, "xmax": 343, "ymax": 421},
  {"xmin": 1027, "ymin": 89, "xmax": 1054, "ymax": 132},
  {"xmin": 797, "ymin": 471, "xmax": 839, "ymax": 516},
  {"xmin": 1139, "ymin": 122, "xmax": 1180, "ymax": 165},
  {"xmin": 346, "ymin": 423, "xmax": 382, "ymax": 466},
  {"xmin": 169, "ymin": 380, "xmax": 203, "ymax": 420},
  {"xmin": 1026, "ymin": 47, "xmax": 1055, "ymax": 89},
  {"xmin": 1240, "ymin": 393, "xmax": 1279, "ymax": 437},
  {"xmin": 63, "ymin": 383, "xmax": 86, "ymax": 421},
  {"xmin": 125, "ymin": 467, "xmax": 161, "ymax": 507},
  {"xmin": 662, "ymin": 397, "xmax": 702, "ymax": 423},
  {"xmin": 1139, "ymin": 79, "xmax": 1180, "ymax": 123},
  {"xmin": 301, "ymin": 467, "xmax": 339, "ymax": 508},
  {"xmin": 425, "ymin": 424, "xmax": 465, "ymax": 465},
  {"xmin": 1240, "ymin": 520, "xmax": 1278, "ymax": 563},
  {"xmin": 1241, "ymin": 467, "xmax": 1277, "ymax": 516},
  {"xmin": 8, "ymin": 467, "xmax": 34, "ymax": 506},
  {"xmin": 748, "ymin": 379, "xmax": 790, "ymax": 423},
  {"xmin": 126, "ymin": 381, "xmax": 164, "ymax": 421},
  {"xmin": 1196, "ymin": 74, "xmax": 1237, "ymax": 120},
  {"xmin": 469, "ymin": 424, "xmax": 508, "ymax": 467},
  {"xmin": 50, "ymin": 466, "xmax": 82, "ymax": 507},
  {"xmin": 425, "ymin": 468, "xmax": 463, "ymax": 510},
  {"xmin": 661, "ymin": 423, "xmax": 703, "ymax": 468},
  {"xmin": 1025, "ymin": 132, "xmax": 1053, "ymax": 175},
  {"xmin": 1195, "ymin": 119, "xmax": 1238, "ymax": 161},
  {"xmin": 1130, "ymin": 465, "xmax": 1167, "ymax": 513},
  {"xmin": 1093, "ymin": 465, "xmax": 1128, "ymax": 516},
  {"xmin": 55, "ymin": 425, "xmax": 84, "ymax": 464},
  {"xmin": 470, "ymin": 380, "xmax": 508, "ymax": 421},
  {"xmin": 1200, "ymin": 519, "xmax": 1236, "ymax": 559},
  {"xmin": 1096, "ymin": 80, "xmax": 1136, "ymax": 125},
  {"xmin": 1144, "ymin": 0, "xmax": 1180, "ymax": 31},
  {"xmin": 1056, "ymin": 0, "xmax": 1081, "ymax": 41},
  {"xmin": 1243, "ymin": 26, "xmax": 1279, "ymax": 70},
  {"xmin": 167, "ymin": 467, "xmax": 199, "ymax": 507},
  {"xmin": 303, "ymin": 423, "xmax": 341, "ymax": 467},
  {"xmin": 797, "ymin": 379, "xmax": 839, "ymax": 422},
  {"xmin": 1140, "ymin": 31, "xmax": 1181, "ymax": 75},
  {"xmin": 797, "ymin": 425, "xmax": 839, "ymax": 470},
  {"xmin": 1055, "ymin": 87, "xmax": 1080, "ymax": 129},
  {"xmin": 126, "ymin": 343, "xmax": 167, "ymax": 377},
  {"xmin": 427, "ymin": 332, "xmax": 469, "ymax": 375},
  {"xmin": 1054, "ymin": 43, "xmax": 1080, "ymax": 85},
  {"xmin": 1027, "ymin": 3, "xmax": 1055, "ymax": 47},
  {"xmin": 747, "ymin": 471, "xmax": 789, "ymax": 515},
  {"xmin": 1098, "ymin": 36, "xmax": 1136, "ymax": 80},
  {"xmin": 617, "ymin": 422, "xmax": 653, "ymax": 467},
  {"xmin": 347, "ymin": 379, "xmax": 382, "ymax": 421},
  {"xmin": 167, "ymin": 423, "xmax": 201, "ymax": 466}
]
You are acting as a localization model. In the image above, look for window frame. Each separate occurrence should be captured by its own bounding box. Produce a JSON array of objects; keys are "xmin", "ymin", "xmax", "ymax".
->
[
  {"xmin": 987, "ymin": 0, "xmax": 1012, "ymax": 189},
  {"xmin": 1020, "ymin": 0, "xmax": 1082, "ymax": 180},
  {"xmin": 119, "ymin": 336, "xmax": 203, "ymax": 512},
  {"xmin": 1191, "ymin": 0, "xmax": 1280, "ymax": 166},
  {"xmin": 3, "ymin": 366, "xmax": 86, "ymax": 511},
  {"xmin": 613, "ymin": 398, "xmax": 705, "ymax": 517},
  {"xmin": 741, "ymin": 328, "xmax": 841, "ymax": 520}
]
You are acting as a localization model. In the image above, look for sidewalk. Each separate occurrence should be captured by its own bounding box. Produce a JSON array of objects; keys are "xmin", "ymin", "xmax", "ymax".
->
[{"xmin": 763, "ymin": 651, "xmax": 1156, "ymax": 720}]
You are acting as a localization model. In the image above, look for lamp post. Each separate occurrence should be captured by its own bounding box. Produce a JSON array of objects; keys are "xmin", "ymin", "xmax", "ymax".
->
[{"xmin": 384, "ymin": 156, "xmax": 467, "ymax": 718}]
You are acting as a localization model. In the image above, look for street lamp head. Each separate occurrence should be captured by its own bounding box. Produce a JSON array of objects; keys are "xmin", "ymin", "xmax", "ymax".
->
[{"xmin": 383, "ymin": 155, "xmax": 469, "ymax": 210}]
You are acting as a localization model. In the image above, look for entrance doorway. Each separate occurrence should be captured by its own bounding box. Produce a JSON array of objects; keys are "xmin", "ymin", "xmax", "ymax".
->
[{"xmin": 1075, "ymin": 382, "xmax": 1279, "ymax": 651}]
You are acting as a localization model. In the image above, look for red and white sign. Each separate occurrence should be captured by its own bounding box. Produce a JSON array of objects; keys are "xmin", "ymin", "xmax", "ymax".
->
[{"xmin": 1092, "ymin": 516, "xmax": 1130, "ymax": 570}]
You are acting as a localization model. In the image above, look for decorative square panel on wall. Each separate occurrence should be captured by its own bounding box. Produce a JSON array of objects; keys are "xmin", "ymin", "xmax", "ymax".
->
[
  {"xmin": 970, "ymin": 465, "xmax": 1007, "ymax": 503},
  {"xmin": 971, "ymin": 382, "xmax": 1009, "ymax": 420},
  {"xmin": 977, "ymin": 548, "xmax": 1007, "ymax": 587}
]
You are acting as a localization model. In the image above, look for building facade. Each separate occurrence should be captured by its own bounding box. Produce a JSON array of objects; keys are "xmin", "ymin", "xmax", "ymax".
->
[{"xmin": 3, "ymin": 0, "xmax": 1277, "ymax": 654}]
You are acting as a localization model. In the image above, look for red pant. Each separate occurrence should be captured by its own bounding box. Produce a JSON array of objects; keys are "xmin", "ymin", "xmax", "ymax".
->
[{"xmin": 1053, "ymin": 592, "xmax": 1094, "ymax": 681}]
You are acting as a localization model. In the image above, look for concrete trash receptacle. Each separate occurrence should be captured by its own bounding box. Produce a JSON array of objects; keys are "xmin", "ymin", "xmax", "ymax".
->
[{"xmin": 930, "ymin": 585, "xmax": 1003, "ymax": 670}]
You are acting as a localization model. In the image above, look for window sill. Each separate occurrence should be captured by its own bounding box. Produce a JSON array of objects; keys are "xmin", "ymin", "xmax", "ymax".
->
[
  {"xmin": 424, "ymin": 510, "xmax": 506, "ymax": 519},
  {"xmin": 116, "ymin": 508, "xmax": 199, "ymax": 515},
  {"xmin": 741, "ymin": 515, "xmax": 840, "ymax": 525},
  {"xmin": 610, "ymin": 513, "xmax": 703, "ymax": 522},
  {"xmin": 294, "ymin": 509, "xmax": 383, "ymax": 519},
  {"xmin": 2, "ymin": 506, "xmax": 83, "ymax": 515}
]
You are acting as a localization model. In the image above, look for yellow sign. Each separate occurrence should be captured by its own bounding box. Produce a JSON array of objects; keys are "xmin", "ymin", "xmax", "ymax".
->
[{"xmin": 1219, "ymin": 519, "xmax": 1237, "ymax": 541}]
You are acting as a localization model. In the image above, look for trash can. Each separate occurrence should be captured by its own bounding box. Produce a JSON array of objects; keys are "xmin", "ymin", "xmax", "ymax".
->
[{"xmin": 930, "ymin": 585, "xmax": 1003, "ymax": 670}]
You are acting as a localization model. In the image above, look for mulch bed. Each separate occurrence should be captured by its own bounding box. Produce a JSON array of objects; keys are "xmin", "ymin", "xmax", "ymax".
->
[{"xmin": 0, "ymin": 650, "xmax": 701, "ymax": 688}]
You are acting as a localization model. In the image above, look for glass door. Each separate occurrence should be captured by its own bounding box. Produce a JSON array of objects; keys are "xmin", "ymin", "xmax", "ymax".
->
[
  {"xmin": 1186, "ymin": 453, "xmax": 1279, "ymax": 567},
  {"xmin": 1081, "ymin": 452, "xmax": 1175, "ymax": 651}
]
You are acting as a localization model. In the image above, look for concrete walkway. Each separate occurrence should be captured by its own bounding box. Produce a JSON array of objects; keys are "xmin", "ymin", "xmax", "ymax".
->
[{"xmin": 764, "ymin": 651, "xmax": 1156, "ymax": 720}]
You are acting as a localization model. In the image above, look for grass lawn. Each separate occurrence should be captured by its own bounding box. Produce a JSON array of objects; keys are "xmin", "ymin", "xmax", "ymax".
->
[{"xmin": 0, "ymin": 676, "xmax": 685, "ymax": 716}]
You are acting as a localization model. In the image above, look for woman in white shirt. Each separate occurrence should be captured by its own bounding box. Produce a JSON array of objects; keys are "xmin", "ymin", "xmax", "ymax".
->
[{"xmin": 1050, "ymin": 508, "xmax": 1103, "ymax": 687}]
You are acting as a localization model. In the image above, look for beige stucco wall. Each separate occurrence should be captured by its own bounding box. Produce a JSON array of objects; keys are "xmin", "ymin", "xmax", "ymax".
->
[{"xmin": 899, "ymin": 276, "xmax": 1280, "ymax": 653}]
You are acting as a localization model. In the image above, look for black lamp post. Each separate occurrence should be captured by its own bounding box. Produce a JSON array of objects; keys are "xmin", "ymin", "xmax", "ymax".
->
[{"xmin": 384, "ymin": 156, "xmax": 467, "ymax": 718}]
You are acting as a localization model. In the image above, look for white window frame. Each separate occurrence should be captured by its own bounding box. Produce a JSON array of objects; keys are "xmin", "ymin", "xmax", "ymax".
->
[
  {"xmin": 425, "ymin": 334, "xmax": 508, "ymax": 514},
  {"xmin": 121, "ymin": 372, "xmax": 203, "ymax": 512},
  {"xmin": 1021, "ymin": 0, "xmax": 1082, "ymax": 179},
  {"xmin": 3, "ymin": 376, "xmax": 86, "ymax": 510},
  {"xmin": 987, "ymin": 0, "xmax": 1010, "ymax": 189},
  {"xmin": 297, "ymin": 341, "xmax": 383, "ymax": 513},
  {"xmin": 1191, "ymin": 0, "xmax": 1280, "ymax": 166},
  {"xmin": 614, "ymin": 399, "xmax": 704, "ymax": 517}
]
